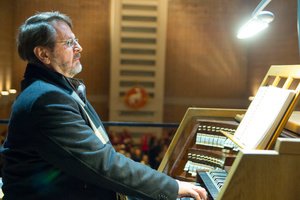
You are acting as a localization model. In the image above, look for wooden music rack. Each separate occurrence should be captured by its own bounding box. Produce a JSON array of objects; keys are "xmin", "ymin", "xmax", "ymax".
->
[
  {"xmin": 260, "ymin": 65, "xmax": 300, "ymax": 148},
  {"xmin": 222, "ymin": 65, "xmax": 300, "ymax": 150}
]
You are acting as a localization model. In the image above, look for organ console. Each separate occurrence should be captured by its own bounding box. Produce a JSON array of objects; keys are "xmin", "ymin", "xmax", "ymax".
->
[
  {"xmin": 159, "ymin": 108, "xmax": 300, "ymax": 200},
  {"xmin": 159, "ymin": 65, "xmax": 300, "ymax": 200}
]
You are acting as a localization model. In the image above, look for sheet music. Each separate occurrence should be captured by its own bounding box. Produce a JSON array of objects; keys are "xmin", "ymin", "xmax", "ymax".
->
[{"xmin": 234, "ymin": 86, "xmax": 296, "ymax": 149}]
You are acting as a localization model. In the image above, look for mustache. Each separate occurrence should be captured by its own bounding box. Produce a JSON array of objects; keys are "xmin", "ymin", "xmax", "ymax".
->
[{"xmin": 74, "ymin": 53, "xmax": 81, "ymax": 60}]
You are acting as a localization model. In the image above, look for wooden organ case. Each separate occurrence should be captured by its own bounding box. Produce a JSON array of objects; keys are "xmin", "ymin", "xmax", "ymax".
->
[{"xmin": 158, "ymin": 65, "xmax": 300, "ymax": 200}]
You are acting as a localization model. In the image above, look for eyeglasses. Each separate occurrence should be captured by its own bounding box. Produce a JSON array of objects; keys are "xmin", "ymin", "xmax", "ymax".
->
[{"xmin": 56, "ymin": 38, "xmax": 79, "ymax": 48}]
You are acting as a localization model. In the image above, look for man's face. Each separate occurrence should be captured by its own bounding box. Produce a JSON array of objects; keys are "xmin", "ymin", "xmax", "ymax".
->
[{"xmin": 47, "ymin": 20, "xmax": 83, "ymax": 78}]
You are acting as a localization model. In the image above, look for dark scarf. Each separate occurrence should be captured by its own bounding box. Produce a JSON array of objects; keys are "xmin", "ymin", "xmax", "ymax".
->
[{"xmin": 22, "ymin": 63, "xmax": 87, "ymax": 103}]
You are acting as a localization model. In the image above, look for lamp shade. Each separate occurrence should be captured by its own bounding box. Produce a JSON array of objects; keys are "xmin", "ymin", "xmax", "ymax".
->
[{"xmin": 237, "ymin": 11, "xmax": 274, "ymax": 39}]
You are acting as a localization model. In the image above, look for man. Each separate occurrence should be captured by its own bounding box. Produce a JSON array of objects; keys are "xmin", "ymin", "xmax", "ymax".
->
[{"xmin": 1, "ymin": 11, "xmax": 207, "ymax": 200}]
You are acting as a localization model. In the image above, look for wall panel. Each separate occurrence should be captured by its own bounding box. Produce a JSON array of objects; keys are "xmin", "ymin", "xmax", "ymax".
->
[
  {"xmin": 164, "ymin": 0, "xmax": 249, "ymax": 121},
  {"xmin": 0, "ymin": 0, "xmax": 14, "ymax": 135}
]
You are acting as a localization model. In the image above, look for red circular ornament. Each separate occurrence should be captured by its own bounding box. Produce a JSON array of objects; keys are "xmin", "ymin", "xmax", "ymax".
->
[{"xmin": 124, "ymin": 87, "xmax": 148, "ymax": 109}]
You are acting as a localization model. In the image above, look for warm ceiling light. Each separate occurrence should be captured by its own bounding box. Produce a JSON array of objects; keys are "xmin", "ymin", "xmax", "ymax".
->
[
  {"xmin": 8, "ymin": 89, "xmax": 17, "ymax": 94},
  {"xmin": 1, "ymin": 91, "xmax": 9, "ymax": 96}
]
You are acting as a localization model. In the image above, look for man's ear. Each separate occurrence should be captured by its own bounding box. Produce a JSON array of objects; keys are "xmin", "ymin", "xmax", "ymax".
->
[{"xmin": 33, "ymin": 46, "xmax": 51, "ymax": 64}]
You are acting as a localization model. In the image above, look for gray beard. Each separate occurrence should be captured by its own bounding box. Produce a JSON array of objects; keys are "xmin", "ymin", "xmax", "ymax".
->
[{"xmin": 70, "ymin": 63, "xmax": 83, "ymax": 77}]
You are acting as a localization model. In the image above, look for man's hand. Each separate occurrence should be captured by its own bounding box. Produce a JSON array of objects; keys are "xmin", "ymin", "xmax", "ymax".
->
[{"xmin": 176, "ymin": 180, "xmax": 207, "ymax": 200}]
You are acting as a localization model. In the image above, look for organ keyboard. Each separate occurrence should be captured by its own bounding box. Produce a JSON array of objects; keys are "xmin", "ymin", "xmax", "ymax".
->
[{"xmin": 198, "ymin": 169, "xmax": 228, "ymax": 200}]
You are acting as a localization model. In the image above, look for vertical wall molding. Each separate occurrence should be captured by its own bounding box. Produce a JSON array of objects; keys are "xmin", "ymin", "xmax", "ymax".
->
[{"xmin": 109, "ymin": 0, "xmax": 168, "ymax": 135}]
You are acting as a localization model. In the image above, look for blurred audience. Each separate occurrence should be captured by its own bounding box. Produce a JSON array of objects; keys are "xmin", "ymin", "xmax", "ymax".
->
[{"xmin": 109, "ymin": 129, "xmax": 176, "ymax": 169}]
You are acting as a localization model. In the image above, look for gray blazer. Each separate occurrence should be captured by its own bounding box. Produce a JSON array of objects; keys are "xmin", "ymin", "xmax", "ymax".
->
[{"xmin": 2, "ymin": 63, "xmax": 178, "ymax": 200}]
